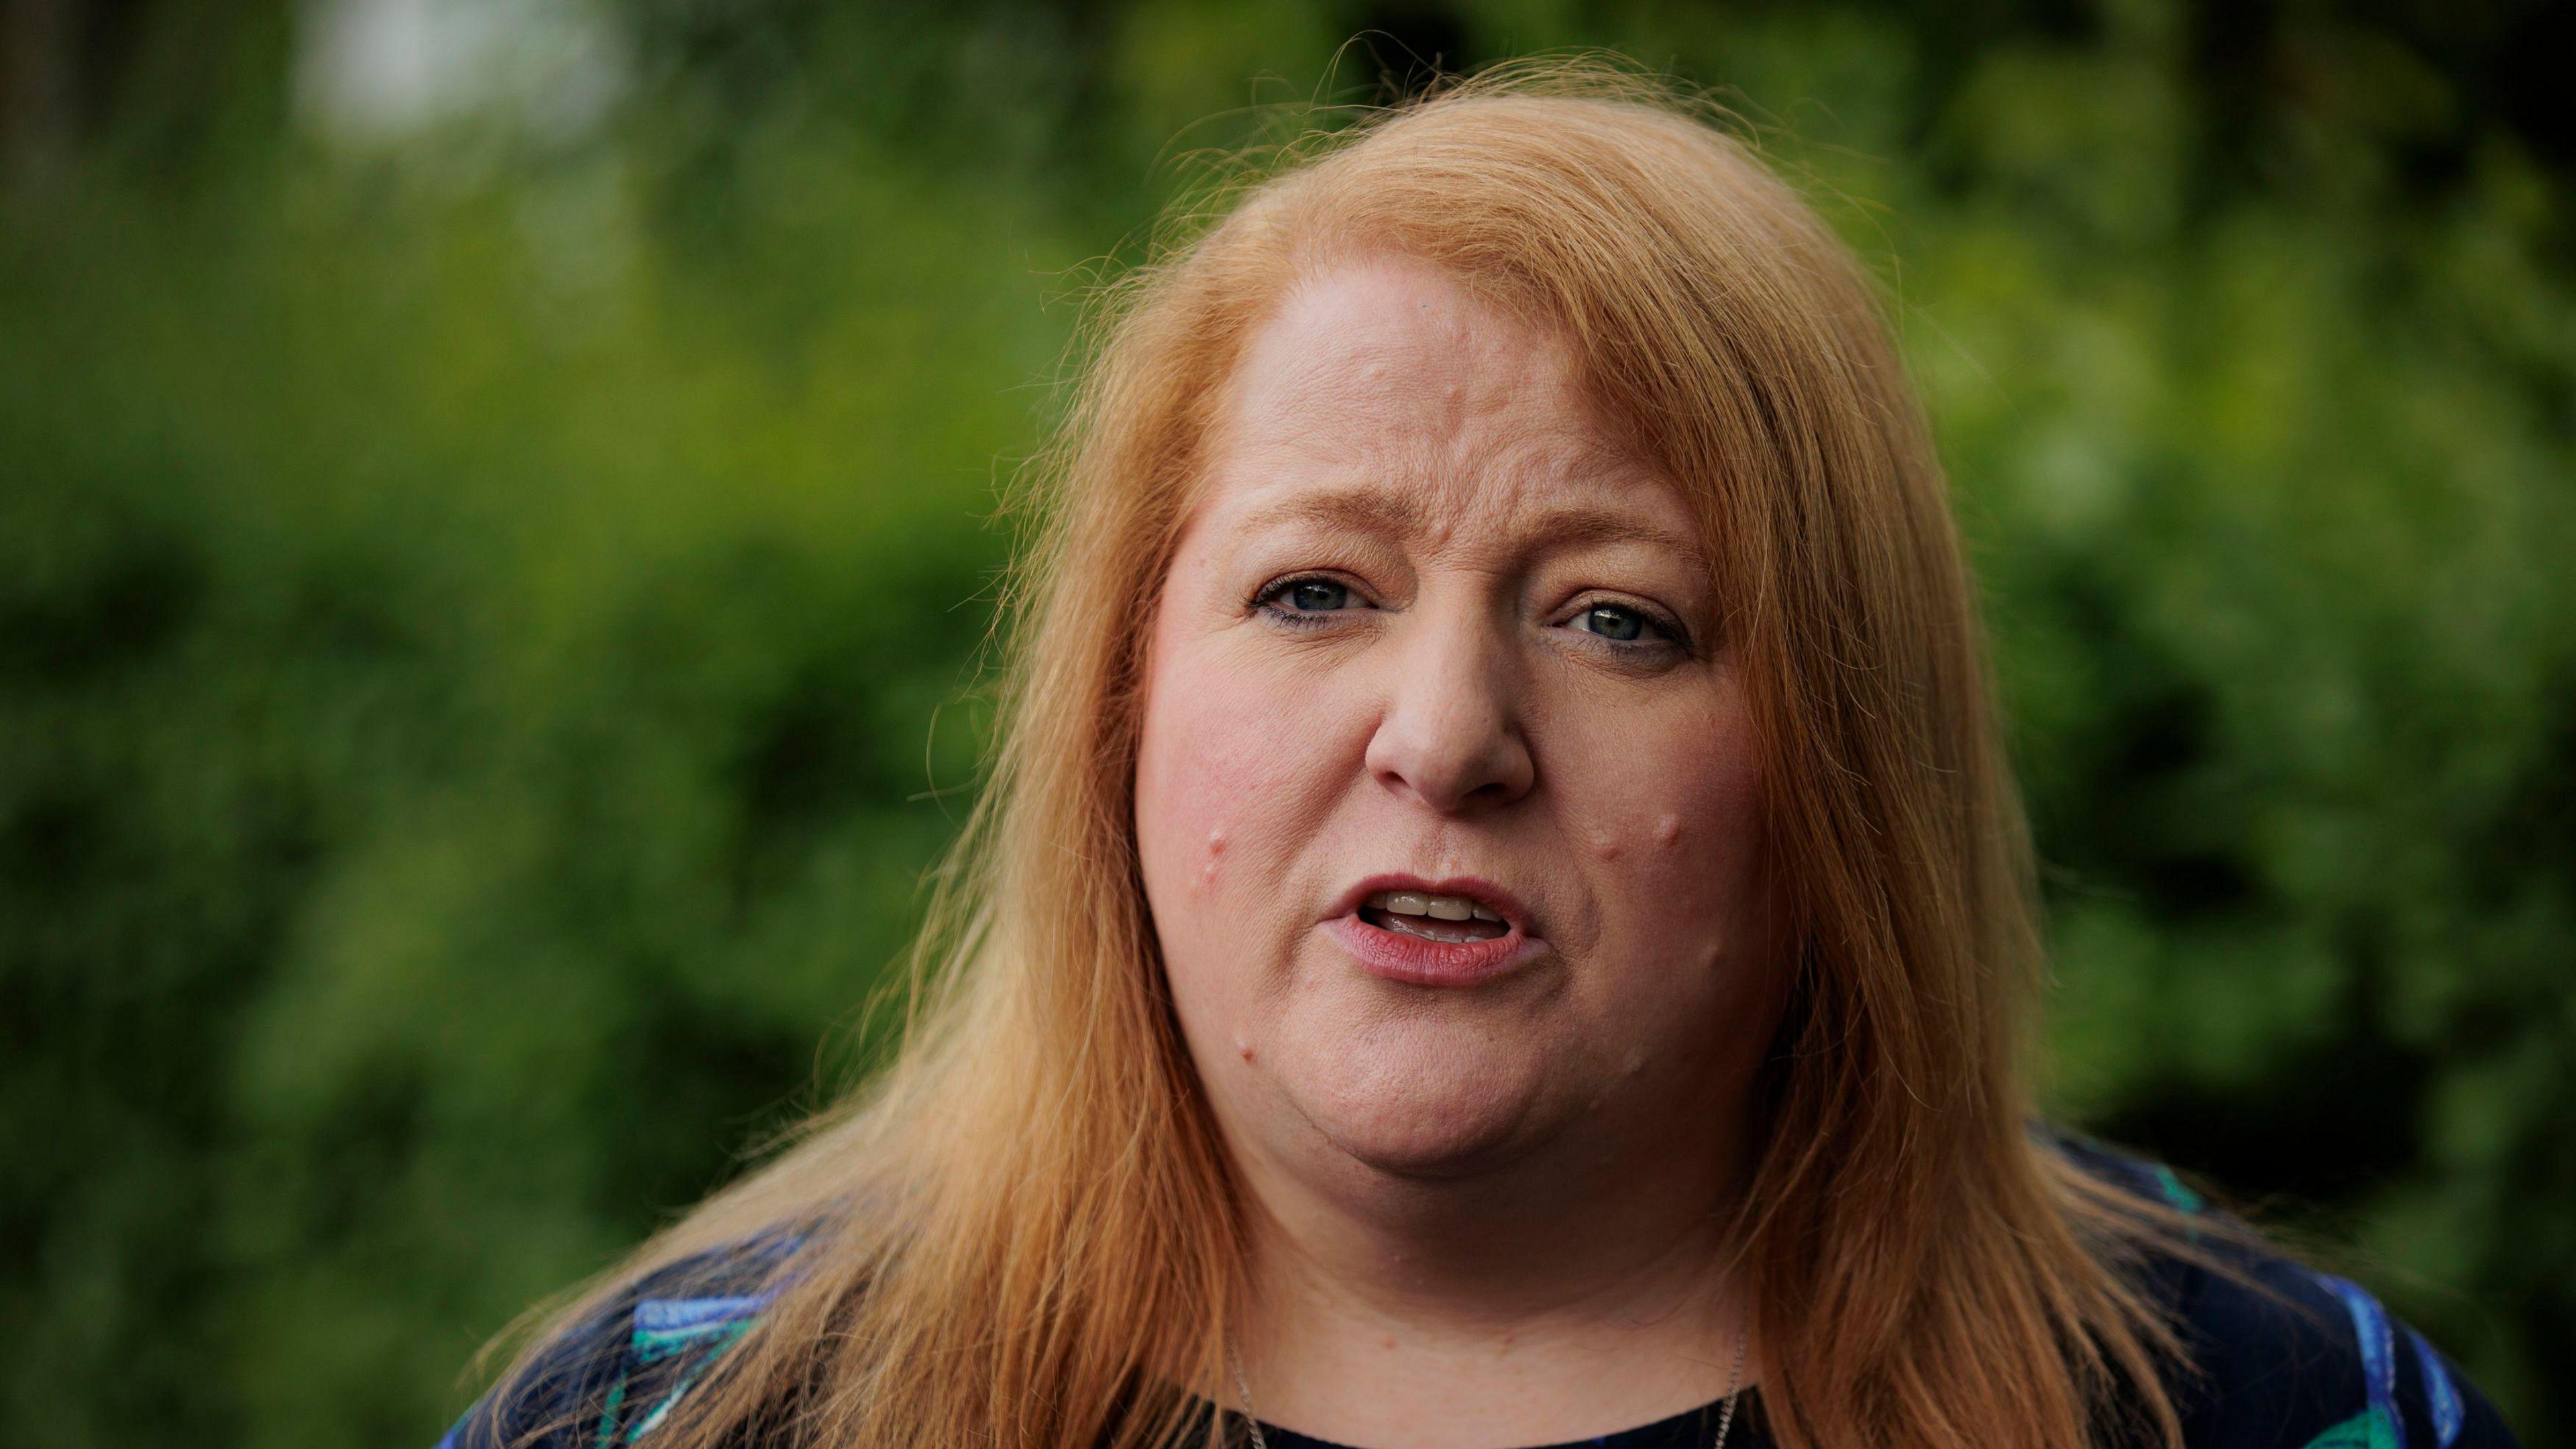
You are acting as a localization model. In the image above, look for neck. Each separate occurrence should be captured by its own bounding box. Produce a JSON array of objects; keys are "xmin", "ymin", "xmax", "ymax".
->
[{"xmin": 1229, "ymin": 1111, "xmax": 1756, "ymax": 1449}]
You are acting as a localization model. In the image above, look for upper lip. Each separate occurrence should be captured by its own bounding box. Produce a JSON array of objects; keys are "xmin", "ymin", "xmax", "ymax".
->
[{"xmin": 1324, "ymin": 873, "xmax": 1538, "ymax": 936}]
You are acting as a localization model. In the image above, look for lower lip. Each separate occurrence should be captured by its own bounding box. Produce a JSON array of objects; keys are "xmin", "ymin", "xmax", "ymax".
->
[{"xmin": 1325, "ymin": 912, "xmax": 1546, "ymax": 987}]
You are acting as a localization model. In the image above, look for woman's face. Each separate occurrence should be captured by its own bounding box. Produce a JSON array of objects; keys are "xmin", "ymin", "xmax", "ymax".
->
[{"xmin": 1134, "ymin": 256, "xmax": 1780, "ymax": 1195}]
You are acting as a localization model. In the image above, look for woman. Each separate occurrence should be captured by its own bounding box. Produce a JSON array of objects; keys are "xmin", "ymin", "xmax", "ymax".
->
[{"xmin": 440, "ymin": 68, "xmax": 2520, "ymax": 1449}]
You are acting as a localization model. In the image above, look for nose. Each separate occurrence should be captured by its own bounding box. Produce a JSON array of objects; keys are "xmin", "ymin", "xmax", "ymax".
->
[{"xmin": 1362, "ymin": 598, "xmax": 1536, "ymax": 814}]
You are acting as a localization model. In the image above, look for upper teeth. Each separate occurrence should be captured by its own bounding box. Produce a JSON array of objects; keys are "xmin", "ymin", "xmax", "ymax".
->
[{"xmin": 1366, "ymin": 891, "xmax": 1504, "ymax": 923}]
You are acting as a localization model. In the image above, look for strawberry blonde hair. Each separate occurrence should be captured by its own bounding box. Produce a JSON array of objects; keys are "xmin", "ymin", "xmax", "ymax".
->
[{"xmin": 478, "ymin": 61, "xmax": 2194, "ymax": 1449}]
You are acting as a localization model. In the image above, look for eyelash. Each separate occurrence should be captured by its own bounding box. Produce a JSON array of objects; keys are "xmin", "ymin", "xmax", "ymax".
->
[
  {"xmin": 1566, "ymin": 600, "xmax": 1688, "ymax": 651},
  {"xmin": 1253, "ymin": 574, "xmax": 1365, "ymax": 630},
  {"xmin": 1250, "ymin": 574, "xmax": 1691, "ymax": 653}
]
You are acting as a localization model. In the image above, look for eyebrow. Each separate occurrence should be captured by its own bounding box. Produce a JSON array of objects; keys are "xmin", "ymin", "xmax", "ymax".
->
[
  {"xmin": 1235, "ymin": 488, "xmax": 1709, "ymax": 564},
  {"xmin": 1525, "ymin": 504, "xmax": 1708, "ymax": 562},
  {"xmin": 1238, "ymin": 489, "xmax": 1424, "ymax": 538}
]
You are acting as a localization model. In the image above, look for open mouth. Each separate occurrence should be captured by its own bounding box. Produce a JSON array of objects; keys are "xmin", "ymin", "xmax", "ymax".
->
[
  {"xmin": 1357, "ymin": 890, "xmax": 1512, "ymax": 944},
  {"xmin": 1328, "ymin": 877, "xmax": 1536, "ymax": 986}
]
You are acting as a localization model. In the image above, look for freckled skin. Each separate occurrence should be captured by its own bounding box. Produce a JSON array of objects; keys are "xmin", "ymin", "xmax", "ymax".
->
[{"xmin": 1132, "ymin": 256, "xmax": 1785, "ymax": 1195}]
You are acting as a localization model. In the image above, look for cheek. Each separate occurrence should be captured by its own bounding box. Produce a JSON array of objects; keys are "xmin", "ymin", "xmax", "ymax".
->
[
  {"xmin": 1133, "ymin": 625, "xmax": 1352, "ymax": 926},
  {"xmin": 1558, "ymin": 692, "xmax": 1768, "ymax": 965}
]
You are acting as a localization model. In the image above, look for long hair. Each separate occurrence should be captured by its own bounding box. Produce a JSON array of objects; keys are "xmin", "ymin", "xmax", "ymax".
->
[{"xmin": 479, "ymin": 61, "xmax": 2196, "ymax": 1449}]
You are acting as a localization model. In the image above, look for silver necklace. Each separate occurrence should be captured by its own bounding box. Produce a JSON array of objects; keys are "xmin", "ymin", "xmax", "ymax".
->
[{"xmin": 1226, "ymin": 1331, "xmax": 1746, "ymax": 1449}]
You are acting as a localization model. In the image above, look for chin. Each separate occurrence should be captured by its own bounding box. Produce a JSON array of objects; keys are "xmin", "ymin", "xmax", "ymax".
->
[{"xmin": 1288, "ymin": 1038, "xmax": 1554, "ymax": 1181}]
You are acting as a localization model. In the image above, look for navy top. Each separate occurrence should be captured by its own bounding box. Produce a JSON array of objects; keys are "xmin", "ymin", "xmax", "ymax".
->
[{"xmin": 439, "ymin": 1149, "xmax": 2520, "ymax": 1449}]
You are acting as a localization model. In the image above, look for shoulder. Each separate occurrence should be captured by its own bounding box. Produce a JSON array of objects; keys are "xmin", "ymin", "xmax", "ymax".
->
[
  {"xmin": 2048, "ymin": 1133, "xmax": 2521, "ymax": 1449},
  {"xmin": 435, "ymin": 1228, "xmax": 805, "ymax": 1449}
]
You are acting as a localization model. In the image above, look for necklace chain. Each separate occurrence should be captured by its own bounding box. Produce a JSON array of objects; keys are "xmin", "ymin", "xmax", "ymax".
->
[{"xmin": 1226, "ymin": 1330, "xmax": 1746, "ymax": 1449}]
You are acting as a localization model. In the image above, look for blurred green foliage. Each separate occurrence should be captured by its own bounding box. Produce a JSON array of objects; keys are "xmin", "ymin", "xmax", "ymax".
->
[{"xmin": 2, "ymin": 2, "xmax": 2569, "ymax": 1445}]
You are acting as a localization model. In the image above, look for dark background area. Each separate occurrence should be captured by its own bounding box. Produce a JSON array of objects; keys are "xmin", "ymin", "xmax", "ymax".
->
[{"xmin": 3, "ymin": 1, "xmax": 2570, "ymax": 1444}]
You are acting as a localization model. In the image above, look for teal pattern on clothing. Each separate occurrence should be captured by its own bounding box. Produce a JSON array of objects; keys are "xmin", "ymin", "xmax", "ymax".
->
[
  {"xmin": 433, "ymin": 1146, "xmax": 2520, "ymax": 1449},
  {"xmin": 592, "ymin": 1293, "xmax": 769, "ymax": 1444},
  {"xmin": 2296, "ymin": 1273, "xmax": 2404, "ymax": 1449},
  {"xmin": 435, "ymin": 1226, "xmax": 806, "ymax": 1449},
  {"xmin": 2296, "ymin": 1410, "xmax": 2400, "ymax": 1449},
  {"xmin": 2150, "ymin": 1162, "xmax": 2206, "ymax": 1214}
]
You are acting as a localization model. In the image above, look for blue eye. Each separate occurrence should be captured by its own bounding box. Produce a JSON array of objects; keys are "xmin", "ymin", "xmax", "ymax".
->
[
  {"xmin": 1572, "ymin": 603, "xmax": 1655, "ymax": 643},
  {"xmin": 1284, "ymin": 579, "xmax": 1351, "ymax": 612},
  {"xmin": 1255, "ymin": 575, "xmax": 1366, "ymax": 626}
]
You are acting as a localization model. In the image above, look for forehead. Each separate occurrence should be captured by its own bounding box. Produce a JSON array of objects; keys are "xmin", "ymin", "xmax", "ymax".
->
[{"xmin": 1199, "ymin": 256, "xmax": 1690, "ymax": 536}]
